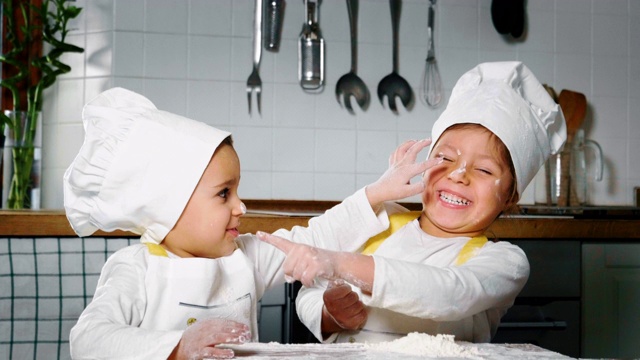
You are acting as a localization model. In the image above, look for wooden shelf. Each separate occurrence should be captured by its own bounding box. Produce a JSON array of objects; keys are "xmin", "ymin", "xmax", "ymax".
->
[{"xmin": 1, "ymin": 208, "xmax": 639, "ymax": 239}]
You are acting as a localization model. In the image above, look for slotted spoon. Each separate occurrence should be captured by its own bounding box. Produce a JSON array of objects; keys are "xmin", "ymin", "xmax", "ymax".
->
[
  {"xmin": 335, "ymin": 0, "xmax": 370, "ymax": 114},
  {"xmin": 377, "ymin": 0, "xmax": 414, "ymax": 114}
]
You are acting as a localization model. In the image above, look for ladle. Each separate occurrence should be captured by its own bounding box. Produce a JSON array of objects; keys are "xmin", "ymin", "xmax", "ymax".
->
[
  {"xmin": 335, "ymin": 0, "xmax": 370, "ymax": 114},
  {"xmin": 377, "ymin": 0, "xmax": 414, "ymax": 114}
]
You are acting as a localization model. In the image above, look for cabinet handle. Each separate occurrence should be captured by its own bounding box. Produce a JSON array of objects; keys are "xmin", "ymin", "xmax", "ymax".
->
[{"xmin": 499, "ymin": 321, "xmax": 568, "ymax": 330}]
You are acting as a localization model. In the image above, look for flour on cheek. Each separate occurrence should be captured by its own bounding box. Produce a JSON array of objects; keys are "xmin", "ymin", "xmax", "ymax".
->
[{"xmin": 494, "ymin": 179, "xmax": 503, "ymax": 202}]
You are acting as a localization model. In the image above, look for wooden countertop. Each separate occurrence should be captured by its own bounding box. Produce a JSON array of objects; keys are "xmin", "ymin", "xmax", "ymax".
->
[{"xmin": 1, "ymin": 207, "xmax": 639, "ymax": 239}]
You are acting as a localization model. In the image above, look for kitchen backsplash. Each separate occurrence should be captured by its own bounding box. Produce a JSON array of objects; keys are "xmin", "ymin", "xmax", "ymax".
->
[{"xmin": 41, "ymin": 0, "xmax": 640, "ymax": 208}]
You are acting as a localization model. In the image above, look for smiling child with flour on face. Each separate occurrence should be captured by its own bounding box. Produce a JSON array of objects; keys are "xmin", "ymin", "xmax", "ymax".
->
[{"xmin": 258, "ymin": 61, "xmax": 567, "ymax": 344}]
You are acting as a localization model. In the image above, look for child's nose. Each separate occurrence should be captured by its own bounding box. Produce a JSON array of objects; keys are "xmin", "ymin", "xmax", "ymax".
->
[
  {"xmin": 231, "ymin": 198, "xmax": 246, "ymax": 216},
  {"xmin": 448, "ymin": 164, "xmax": 469, "ymax": 184}
]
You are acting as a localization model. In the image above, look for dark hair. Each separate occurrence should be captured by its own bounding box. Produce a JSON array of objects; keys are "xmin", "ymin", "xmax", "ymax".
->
[{"xmin": 221, "ymin": 135, "xmax": 233, "ymax": 147}]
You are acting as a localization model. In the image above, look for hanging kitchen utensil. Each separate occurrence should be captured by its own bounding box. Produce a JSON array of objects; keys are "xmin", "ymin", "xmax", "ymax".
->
[
  {"xmin": 377, "ymin": 0, "xmax": 414, "ymax": 114},
  {"xmin": 298, "ymin": 0, "xmax": 325, "ymax": 92},
  {"xmin": 420, "ymin": 0, "xmax": 442, "ymax": 108},
  {"xmin": 335, "ymin": 0, "xmax": 370, "ymax": 114},
  {"xmin": 246, "ymin": 0, "xmax": 264, "ymax": 115},
  {"xmin": 491, "ymin": 0, "xmax": 525, "ymax": 39},
  {"xmin": 556, "ymin": 89, "xmax": 587, "ymax": 206},
  {"xmin": 264, "ymin": 0, "xmax": 285, "ymax": 51}
]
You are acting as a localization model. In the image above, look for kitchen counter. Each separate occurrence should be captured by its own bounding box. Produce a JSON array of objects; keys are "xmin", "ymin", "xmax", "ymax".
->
[
  {"xmin": 2, "ymin": 204, "xmax": 635, "ymax": 360},
  {"xmin": 1, "ymin": 203, "xmax": 639, "ymax": 239},
  {"xmin": 218, "ymin": 337, "xmax": 571, "ymax": 359}
]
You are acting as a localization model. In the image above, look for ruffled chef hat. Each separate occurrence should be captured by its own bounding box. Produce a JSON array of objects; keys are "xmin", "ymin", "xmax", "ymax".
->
[
  {"xmin": 63, "ymin": 87, "xmax": 231, "ymax": 244},
  {"xmin": 429, "ymin": 61, "xmax": 567, "ymax": 195}
]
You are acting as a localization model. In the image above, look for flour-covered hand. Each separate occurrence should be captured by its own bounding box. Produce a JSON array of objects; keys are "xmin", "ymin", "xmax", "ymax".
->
[
  {"xmin": 257, "ymin": 232, "xmax": 341, "ymax": 287},
  {"xmin": 366, "ymin": 138, "xmax": 444, "ymax": 207},
  {"xmin": 172, "ymin": 318, "xmax": 250, "ymax": 359},
  {"xmin": 322, "ymin": 280, "xmax": 367, "ymax": 331}
]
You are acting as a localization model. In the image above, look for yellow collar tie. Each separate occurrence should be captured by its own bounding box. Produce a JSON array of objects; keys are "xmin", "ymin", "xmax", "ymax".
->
[{"xmin": 361, "ymin": 211, "xmax": 487, "ymax": 265}]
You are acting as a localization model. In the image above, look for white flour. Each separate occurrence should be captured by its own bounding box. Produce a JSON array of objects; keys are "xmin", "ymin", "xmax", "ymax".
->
[
  {"xmin": 220, "ymin": 333, "xmax": 571, "ymax": 359},
  {"xmin": 365, "ymin": 332, "xmax": 481, "ymax": 358}
]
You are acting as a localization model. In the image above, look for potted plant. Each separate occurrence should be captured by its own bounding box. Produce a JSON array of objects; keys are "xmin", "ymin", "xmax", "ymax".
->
[{"xmin": 1, "ymin": 0, "xmax": 83, "ymax": 209}]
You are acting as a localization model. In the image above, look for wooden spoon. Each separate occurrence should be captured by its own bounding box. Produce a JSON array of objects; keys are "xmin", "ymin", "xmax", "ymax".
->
[
  {"xmin": 557, "ymin": 89, "xmax": 587, "ymax": 206},
  {"xmin": 558, "ymin": 89, "xmax": 587, "ymax": 143}
]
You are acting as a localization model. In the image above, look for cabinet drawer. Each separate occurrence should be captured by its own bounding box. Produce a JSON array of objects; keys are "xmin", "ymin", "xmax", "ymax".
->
[
  {"xmin": 493, "ymin": 300, "xmax": 580, "ymax": 358},
  {"xmin": 512, "ymin": 240, "xmax": 581, "ymax": 298}
]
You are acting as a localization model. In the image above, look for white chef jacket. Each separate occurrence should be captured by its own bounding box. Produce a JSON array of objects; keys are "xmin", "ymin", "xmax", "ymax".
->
[
  {"xmin": 296, "ymin": 203, "xmax": 530, "ymax": 344},
  {"xmin": 69, "ymin": 188, "xmax": 385, "ymax": 360}
]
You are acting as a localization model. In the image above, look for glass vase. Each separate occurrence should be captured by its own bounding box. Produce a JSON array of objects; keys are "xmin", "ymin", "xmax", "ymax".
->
[{"xmin": 1, "ymin": 110, "xmax": 42, "ymax": 209}]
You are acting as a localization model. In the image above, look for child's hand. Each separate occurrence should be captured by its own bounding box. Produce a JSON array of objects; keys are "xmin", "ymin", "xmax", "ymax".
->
[
  {"xmin": 257, "ymin": 232, "xmax": 338, "ymax": 287},
  {"xmin": 322, "ymin": 280, "xmax": 367, "ymax": 332},
  {"xmin": 257, "ymin": 232, "xmax": 375, "ymax": 292},
  {"xmin": 172, "ymin": 318, "xmax": 250, "ymax": 359},
  {"xmin": 366, "ymin": 139, "xmax": 443, "ymax": 207}
]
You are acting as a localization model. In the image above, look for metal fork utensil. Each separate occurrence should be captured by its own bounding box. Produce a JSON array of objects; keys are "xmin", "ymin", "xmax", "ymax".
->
[{"xmin": 247, "ymin": 0, "xmax": 263, "ymax": 115}]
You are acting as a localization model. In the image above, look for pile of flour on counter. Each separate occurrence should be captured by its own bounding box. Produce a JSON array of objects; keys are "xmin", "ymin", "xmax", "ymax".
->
[{"xmin": 365, "ymin": 332, "xmax": 482, "ymax": 358}]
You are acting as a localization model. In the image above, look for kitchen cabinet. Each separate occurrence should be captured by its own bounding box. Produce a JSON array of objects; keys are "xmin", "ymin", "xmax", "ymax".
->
[
  {"xmin": 582, "ymin": 243, "xmax": 640, "ymax": 359},
  {"xmin": 258, "ymin": 283, "xmax": 289, "ymax": 343},
  {"xmin": 491, "ymin": 240, "xmax": 581, "ymax": 358}
]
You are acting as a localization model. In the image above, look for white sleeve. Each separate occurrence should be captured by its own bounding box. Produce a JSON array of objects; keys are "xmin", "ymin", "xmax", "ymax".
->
[
  {"xmin": 362, "ymin": 241, "xmax": 530, "ymax": 321},
  {"xmin": 244, "ymin": 187, "xmax": 391, "ymax": 291},
  {"xmin": 275, "ymin": 187, "xmax": 389, "ymax": 252},
  {"xmin": 69, "ymin": 246, "xmax": 182, "ymax": 359}
]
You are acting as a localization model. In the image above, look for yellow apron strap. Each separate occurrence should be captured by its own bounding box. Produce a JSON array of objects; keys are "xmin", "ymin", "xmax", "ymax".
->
[
  {"xmin": 145, "ymin": 243, "xmax": 169, "ymax": 257},
  {"xmin": 454, "ymin": 236, "xmax": 488, "ymax": 266},
  {"xmin": 361, "ymin": 211, "xmax": 421, "ymax": 255},
  {"xmin": 361, "ymin": 210, "xmax": 488, "ymax": 265}
]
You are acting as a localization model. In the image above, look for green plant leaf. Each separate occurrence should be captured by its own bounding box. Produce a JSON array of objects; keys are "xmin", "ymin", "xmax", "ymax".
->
[{"xmin": 1, "ymin": 0, "xmax": 84, "ymax": 208}]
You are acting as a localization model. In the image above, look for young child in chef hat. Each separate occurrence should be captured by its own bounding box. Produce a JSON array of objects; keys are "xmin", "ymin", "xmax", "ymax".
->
[
  {"xmin": 257, "ymin": 61, "xmax": 567, "ymax": 344},
  {"xmin": 64, "ymin": 87, "xmax": 436, "ymax": 359}
]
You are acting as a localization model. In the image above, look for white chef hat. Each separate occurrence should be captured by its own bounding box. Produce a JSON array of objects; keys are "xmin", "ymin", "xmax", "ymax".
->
[
  {"xmin": 63, "ymin": 87, "xmax": 231, "ymax": 244},
  {"xmin": 429, "ymin": 61, "xmax": 566, "ymax": 195}
]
